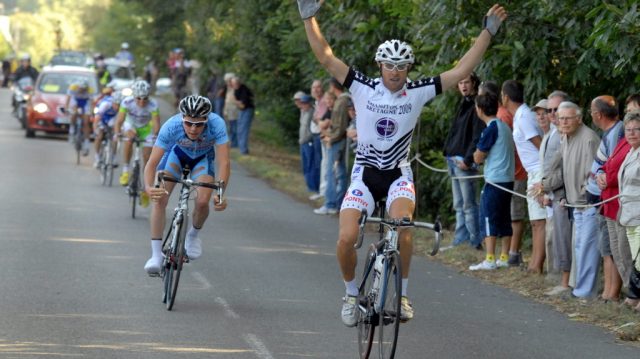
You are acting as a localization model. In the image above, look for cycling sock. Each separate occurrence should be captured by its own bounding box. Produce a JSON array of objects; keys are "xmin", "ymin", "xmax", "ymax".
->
[
  {"xmin": 499, "ymin": 253, "xmax": 509, "ymax": 262},
  {"xmin": 151, "ymin": 238, "xmax": 162, "ymax": 257},
  {"xmin": 402, "ymin": 278, "xmax": 408, "ymax": 297},
  {"xmin": 122, "ymin": 165, "xmax": 129, "ymax": 173},
  {"xmin": 486, "ymin": 254, "xmax": 495, "ymax": 262},
  {"xmin": 345, "ymin": 279, "xmax": 358, "ymax": 297},
  {"xmin": 187, "ymin": 226, "xmax": 200, "ymax": 239}
]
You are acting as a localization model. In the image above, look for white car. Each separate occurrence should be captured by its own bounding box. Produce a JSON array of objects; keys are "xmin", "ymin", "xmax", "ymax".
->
[{"xmin": 104, "ymin": 57, "xmax": 135, "ymax": 97}]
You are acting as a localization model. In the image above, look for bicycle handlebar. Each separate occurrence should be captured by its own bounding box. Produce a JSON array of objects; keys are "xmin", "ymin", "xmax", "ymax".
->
[
  {"xmin": 354, "ymin": 209, "xmax": 442, "ymax": 256},
  {"xmin": 157, "ymin": 172, "xmax": 225, "ymax": 205}
]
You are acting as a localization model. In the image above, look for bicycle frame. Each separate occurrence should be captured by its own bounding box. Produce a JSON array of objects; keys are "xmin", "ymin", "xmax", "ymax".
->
[
  {"xmin": 156, "ymin": 169, "xmax": 223, "ymax": 310},
  {"xmin": 355, "ymin": 205, "xmax": 442, "ymax": 359},
  {"xmin": 124, "ymin": 136, "xmax": 143, "ymax": 218}
]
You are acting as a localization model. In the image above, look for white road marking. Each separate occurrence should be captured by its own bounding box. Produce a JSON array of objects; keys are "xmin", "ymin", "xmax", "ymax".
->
[
  {"xmin": 191, "ymin": 271, "xmax": 212, "ymax": 290},
  {"xmin": 243, "ymin": 334, "xmax": 275, "ymax": 359},
  {"xmin": 215, "ymin": 297, "xmax": 240, "ymax": 319}
]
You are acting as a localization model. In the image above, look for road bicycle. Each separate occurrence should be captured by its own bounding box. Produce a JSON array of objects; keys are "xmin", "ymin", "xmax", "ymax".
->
[
  {"xmin": 125, "ymin": 136, "xmax": 144, "ymax": 219},
  {"xmin": 97, "ymin": 125, "xmax": 117, "ymax": 186},
  {"xmin": 154, "ymin": 168, "xmax": 223, "ymax": 311},
  {"xmin": 355, "ymin": 203, "xmax": 441, "ymax": 359},
  {"xmin": 70, "ymin": 108, "xmax": 86, "ymax": 165}
]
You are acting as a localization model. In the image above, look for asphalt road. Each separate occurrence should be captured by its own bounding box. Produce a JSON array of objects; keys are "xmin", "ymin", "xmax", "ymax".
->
[{"xmin": 0, "ymin": 87, "xmax": 636, "ymax": 358}]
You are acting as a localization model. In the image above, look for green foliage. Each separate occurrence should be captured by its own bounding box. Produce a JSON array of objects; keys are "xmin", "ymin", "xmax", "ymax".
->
[{"xmin": 8, "ymin": 0, "xmax": 640, "ymax": 225}]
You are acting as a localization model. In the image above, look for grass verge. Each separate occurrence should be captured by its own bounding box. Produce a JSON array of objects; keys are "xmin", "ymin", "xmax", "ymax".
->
[{"xmin": 233, "ymin": 125, "xmax": 640, "ymax": 344}]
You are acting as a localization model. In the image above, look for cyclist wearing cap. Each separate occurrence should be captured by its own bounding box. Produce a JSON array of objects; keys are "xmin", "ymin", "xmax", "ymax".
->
[
  {"xmin": 143, "ymin": 95, "xmax": 230, "ymax": 275},
  {"xmin": 114, "ymin": 80, "xmax": 160, "ymax": 208},
  {"xmin": 92, "ymin": 91, "xmax": 123, "ymax": 168},
  {"xmin": 296, "ymin": 0, "xmax": 507, "ymax": 326},
  {"xmin": 65, "ymin": 79, "xmax": 95, "ymax": 155}
]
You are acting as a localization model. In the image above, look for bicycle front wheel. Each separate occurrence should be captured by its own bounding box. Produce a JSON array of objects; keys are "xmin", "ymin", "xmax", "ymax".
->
[
  {"xmin": 377, "ymin": 251, "xmax": 402, "ymax": 359},
  {"xmin": 358, "ymin": 245, "xmax": 377, "ymax": 359},
  {"xmin": 99, "ymin": 142, "xmax": 108, "ymax": 186},
  {"xmin": 164, "ymin": 214, "xmax": 187, "ymax": 310},
  {"xmin": 75, "ymin": 129, "xmax": 82, "ymax": 165},
  {"xmin": 106, "ymin": 141, "xmax": 115, "ymax": 187},
  {"xmin": 129, "ymin": 164, "xmax": 139, "ymax": 219}
]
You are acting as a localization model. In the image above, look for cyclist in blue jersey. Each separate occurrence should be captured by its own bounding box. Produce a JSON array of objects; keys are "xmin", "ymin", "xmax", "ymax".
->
[
  {"xmin": 92, "ymin": 91, "xmax": 123, "ymax": 168},
  {"xmin": 65, "ymin": 80, "xmax": 94, "ymax": 155},
  {"xmin": 143, "ymin": 95, "xmax": 230, "ymax": 275},
  {"xmin": 296, "ymin": 0, "xmax": 507, "ymax": 326}
]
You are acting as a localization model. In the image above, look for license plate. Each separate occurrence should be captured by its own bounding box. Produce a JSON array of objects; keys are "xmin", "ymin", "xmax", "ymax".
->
[{"xmin": 55, "ymin": 117, "xmax": 70, "ymax": 124}]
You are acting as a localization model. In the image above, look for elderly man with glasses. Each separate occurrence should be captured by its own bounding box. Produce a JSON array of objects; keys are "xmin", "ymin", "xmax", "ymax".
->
[{"xmin": 555, "ymin": 101, "xmax": 600, "ymax": 299}]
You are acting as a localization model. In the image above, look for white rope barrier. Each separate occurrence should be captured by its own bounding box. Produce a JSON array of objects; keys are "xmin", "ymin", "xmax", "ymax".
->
[{"xmin": 408, "ymin": 152, "xmax": 622, "ymax": 209}]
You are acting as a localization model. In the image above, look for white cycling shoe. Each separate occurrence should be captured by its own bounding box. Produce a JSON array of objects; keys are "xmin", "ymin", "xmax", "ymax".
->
[
  {"xmin": 341, "ymin": 295, "xmax": 359, "ymax": 327},
  {"xmin": 144, "ymin": 256, "xmax": 163, "ymax": 275},
  {"xmin": 185, "ymin": 235, "xmax": 202, "ymax": 260}
]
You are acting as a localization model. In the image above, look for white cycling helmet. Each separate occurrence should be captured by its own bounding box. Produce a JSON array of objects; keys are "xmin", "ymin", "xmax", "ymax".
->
[
  {"xmin": 77, "ymin": 79, "xmax": 89, "ymax": 90},
  {"xmin": 179, "ymin": 95, "xmax": 212, "ymax": 118},
  {"xmin": 374, "ymin": 39, "xmax": 415, "ymax": 65},
  {"xmin": 131, "ymin": 80, "xmax": 151, "ymax": 98},
  {"xmin": 111, "ymin": 91, "xmax": 124, "ymax": 105}
]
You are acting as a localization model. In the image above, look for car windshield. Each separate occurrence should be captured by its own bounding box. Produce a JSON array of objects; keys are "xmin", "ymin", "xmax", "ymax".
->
[
  {"xmin": 50, "ymin": 52, "xmax": 88, "ymax": 67},
  {"xmin": 106, "ymin": 64, "xmax": 133, "ymax": 80},
  {"xmin": 38, "ymin": 73, "xmax": 99, "ymax": 95}
]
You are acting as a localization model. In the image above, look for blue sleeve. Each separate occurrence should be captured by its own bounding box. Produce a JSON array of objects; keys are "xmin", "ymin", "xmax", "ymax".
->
[
  {"xmin": 209, "ymin": 113, "xmax": 229, "ymax": 144},
  {"xmin": 155, "ymin": 115, "xmax": 179, "ymax": 150},
  {"xmin": 476, "ymin": 121, "xmax": 498, "ymax": 153}
]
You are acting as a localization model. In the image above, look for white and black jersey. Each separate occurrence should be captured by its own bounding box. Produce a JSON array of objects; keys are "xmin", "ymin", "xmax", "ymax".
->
[{"xmin": 344, "ymin": 67, "xmax": 441, "ymax": 170}]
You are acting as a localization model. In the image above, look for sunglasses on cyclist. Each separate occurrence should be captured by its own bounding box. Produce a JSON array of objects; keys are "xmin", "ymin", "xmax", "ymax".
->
[
  {"xmin": 136, "ymin": 97, "xmax": 149, "ymax": 101},
  {"xmin": 183, "ymin": 119, "xmax": 207, "ymax": 128},
  {"xmin": 381, "ymin": 62, "xmax": 409, "ymax": 72}
]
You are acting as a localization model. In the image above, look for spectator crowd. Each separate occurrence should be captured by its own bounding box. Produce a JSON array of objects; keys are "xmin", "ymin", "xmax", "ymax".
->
[{"xmin": 291, "ymin": 75, "xmax": 640, "ymax": 312}]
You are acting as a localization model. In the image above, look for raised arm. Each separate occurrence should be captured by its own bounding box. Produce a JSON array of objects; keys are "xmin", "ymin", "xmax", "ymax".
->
[
  {"xmin": 440, "ymin": 4, "xmax": 507, "ymax": 91},
  {"xmin": 298, "ymin": 0, "xmax": 349, "ymax": 84}
]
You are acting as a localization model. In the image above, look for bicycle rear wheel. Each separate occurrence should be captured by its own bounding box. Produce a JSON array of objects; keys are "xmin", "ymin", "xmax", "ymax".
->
[
  {"xmin": 163, "ymin": 214, "xmax": 187, "ymax": 310},
  {"xmin": 377, "ymin": 251, "xmax": 402, "ymax": 359},
  {"xmin": 358, "ymin": 245, "xmax": 378, "ymax": 359}
]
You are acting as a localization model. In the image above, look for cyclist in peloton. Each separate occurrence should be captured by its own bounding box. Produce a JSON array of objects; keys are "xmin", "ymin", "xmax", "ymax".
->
[
  {"xmin": 143, "ymin": 95, "xmax": 230, "ymax": 275},
  {"xmin": 296, "ymin": 0, "xmax": 507, "ymax": 326},
  {"xmin": 92, "ymin": 91, "xmax": 123, "ymax": 168},
  {"xmin": 65, "ymin": 79, "xmax": 94, "ymax": 155},
  {"xmin": 114, "ymin": 80, "xmax": 160, "ymax": 208}
]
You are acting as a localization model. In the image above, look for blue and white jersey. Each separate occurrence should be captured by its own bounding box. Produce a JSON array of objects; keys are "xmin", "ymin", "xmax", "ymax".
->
[
  {"xmin": 155, "ymin": 113, "xmax": 229, "ymax": 161},
  {"xmin": 344, "ymin": 67, "xmax": 441, "ymax": 170},
  {"xmin": 95, "ymin": 97, "xmax": 119, "ymax": 126}
]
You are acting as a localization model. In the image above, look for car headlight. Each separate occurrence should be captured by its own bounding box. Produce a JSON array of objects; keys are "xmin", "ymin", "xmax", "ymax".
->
[
  {"xmin": 34, "ymin": 103, "xmax": 49, "ymax": 113},
  {"xmin": 122, "ymin": 87, "xmax": 133, "ymax": 97}
]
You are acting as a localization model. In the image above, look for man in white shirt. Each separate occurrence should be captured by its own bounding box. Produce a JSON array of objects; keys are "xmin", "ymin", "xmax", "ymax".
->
[{"xmin": 501, "ymin": 80, "xmax": 546, "ymax": 274}]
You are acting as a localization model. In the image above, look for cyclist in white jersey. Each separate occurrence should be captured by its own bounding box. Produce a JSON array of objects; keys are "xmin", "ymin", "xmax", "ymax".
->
[
  {"xmin": 296, "ymin": 0, "xmax": 507, "ymax": 326},
  {"xmin": 114, "ymin": 80, "xmax": 160, "ymax": 207}
]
